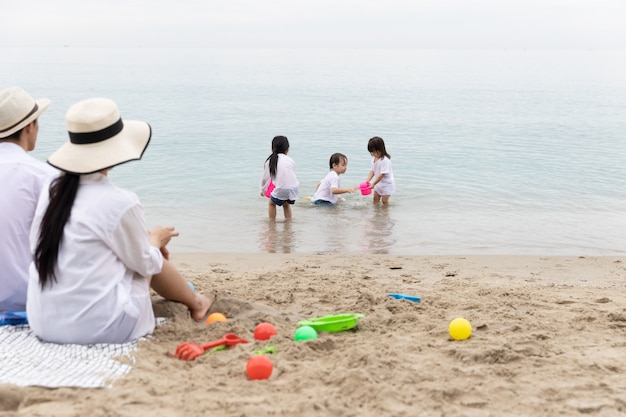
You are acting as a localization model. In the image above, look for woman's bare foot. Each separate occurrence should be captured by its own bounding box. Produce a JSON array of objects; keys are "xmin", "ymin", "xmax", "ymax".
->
[{"xmin": 189, "ymin": 293, "xmax": 213, "ymax": 321}]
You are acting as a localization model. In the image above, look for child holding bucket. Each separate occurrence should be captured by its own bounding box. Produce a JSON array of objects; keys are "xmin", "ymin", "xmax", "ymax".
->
[
  {"xmin": 311, "ymin": 153, "xmax": 357, "ymax": 205},
  {"xmin": 364, "ymin": 136, "xmax": 395, "ymax": 205},
  {"xmin": 260, "ymin": 136, "xmax": 299, "ymax": 220}
]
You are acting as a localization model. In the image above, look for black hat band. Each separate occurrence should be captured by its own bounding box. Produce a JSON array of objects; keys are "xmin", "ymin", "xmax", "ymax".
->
[{"xmin": 68, "ymin": 118, "xmax": 124, "ymax": 145}]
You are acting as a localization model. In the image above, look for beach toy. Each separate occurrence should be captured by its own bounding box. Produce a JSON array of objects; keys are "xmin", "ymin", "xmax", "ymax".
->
[
  {"xmin": 246, "ymin": 355, "xmax": 273, "ymax": 380},
  {"xmin": 254, "ymin": 322, "xmax": 278, "ymax": 341},
  {"xmin": 264, "ymin": 179, "xmax": 276, "ymax": 198},
  {"xmin": 206, "ymin": 312, "xmax": 227, "ymax": 324},
  {"xmin": 253, "ymin": 345, "xmax": 278, "ymax": 355},
  {"xmin": 187, "ymin": 281, "xmax": 195, "ymax": 291},
  {"xmin": 297, "ymin": 313, "xmax": 365, "ymax": 333},
  {"xmin": 170, "ymin": 333, "xmax": 248, "ymax": 361},
  {"xmin": 0, "ymin": 311, "xmax": 28, "ymax": 326},
  {"xmin": 294, "ymin": 325, "xmax": 318, "ymax": 342},
  {"xmin": 449, "ymin": 317, "xmax": 472, "ymax": 341},
  {"xmin": 205, "ymin": 345, "xmax": 228, "ymax": 355},
  {"xmin": 359, "ymin": 182, "xmax": 371, "ymax": 196},
  {"xmin": 388, "ymin": 293, "xmax": 421, "ymax": 303}
]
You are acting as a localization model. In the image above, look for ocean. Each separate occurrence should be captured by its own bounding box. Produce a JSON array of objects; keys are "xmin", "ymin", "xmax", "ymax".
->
[{"xmin": 3, "ymin": 47, "xmax": 626, "ymax": 255}]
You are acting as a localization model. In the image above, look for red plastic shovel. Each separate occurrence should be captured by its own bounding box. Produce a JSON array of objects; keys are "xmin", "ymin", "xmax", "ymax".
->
[{"xmin": 170, "ymin": 333, "xmax": 248, "ymax": 361}]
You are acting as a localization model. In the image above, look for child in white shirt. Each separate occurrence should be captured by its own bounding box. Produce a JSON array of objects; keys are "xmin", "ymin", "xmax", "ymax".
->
[
  {"xmin": 364, "ymin": 136, "xmax": 396, "ymax": 205},
  {"xmin": 311, "ymin": 153, "xmax": 357, "ymax": 205},
  {"xmin": 260, "ymin": 136, "xmax": 299, "ymax": 220}
]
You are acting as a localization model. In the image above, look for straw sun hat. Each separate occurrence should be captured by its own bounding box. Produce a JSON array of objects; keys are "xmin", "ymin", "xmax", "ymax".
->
[
  {"xmin": 0, "ymin": 87, "xmax": 51, "ymax": 139},
  {"xmin": 48, "ymin": 98, "xmax": 151, "ymax": 175}
]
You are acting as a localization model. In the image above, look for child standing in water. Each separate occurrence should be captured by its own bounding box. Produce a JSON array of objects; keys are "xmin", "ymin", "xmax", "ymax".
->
[
  {"xmin": 260, "ymin": 136, "xmax": 299, "ymax": 220},
  {"xmin": 311, "ymin": 153, "xmax": 357, "ymax": 205},
  {"xmin": 364, "ymin": 136, "xmax": 395, "ymax": 205}
]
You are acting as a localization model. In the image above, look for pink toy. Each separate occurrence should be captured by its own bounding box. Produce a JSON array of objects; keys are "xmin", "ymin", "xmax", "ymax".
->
[
  {"xmin": 360, "ymin": 182, "xmax": 371, "ymax": 196},
  {"xmin": 264, "ymin": 179, "xmax": 276, "ymax": 198}
]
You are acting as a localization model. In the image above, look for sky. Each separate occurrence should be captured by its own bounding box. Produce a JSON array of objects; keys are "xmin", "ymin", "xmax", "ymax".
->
[{"xmin": 1, "ymin": 0, "xmax": 626, "ymax": 49}]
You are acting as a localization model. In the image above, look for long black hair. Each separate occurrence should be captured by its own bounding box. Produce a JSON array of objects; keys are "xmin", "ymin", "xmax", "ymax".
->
[
  {"xmin": 265, "ymin": 135, "xmax": 289, "ymax": 179},
  {"xmin": 34, "ymin": 173, "xmax": 80, "ymax": 289}
]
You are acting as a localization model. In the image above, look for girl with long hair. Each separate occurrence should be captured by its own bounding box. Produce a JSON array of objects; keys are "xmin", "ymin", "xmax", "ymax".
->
[{"xmin": 259, "ymin": 135, "xmax": 299, "ymax": 220}]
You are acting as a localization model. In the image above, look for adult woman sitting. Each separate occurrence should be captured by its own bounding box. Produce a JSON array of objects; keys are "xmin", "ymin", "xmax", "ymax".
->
[{"xmin": 27, "ymin": 98, "xmax": 211, "ymax": 344}]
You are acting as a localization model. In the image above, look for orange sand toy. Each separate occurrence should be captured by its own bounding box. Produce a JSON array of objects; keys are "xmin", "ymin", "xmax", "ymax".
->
[{"xmin": 206, "ymin": 312, "xmax": 227, "ymax": 324}]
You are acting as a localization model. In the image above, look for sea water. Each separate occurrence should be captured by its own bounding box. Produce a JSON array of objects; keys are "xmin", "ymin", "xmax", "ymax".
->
[{"xmin": 3, "ymin": 47, "xmax": 626, "ymax": 255}]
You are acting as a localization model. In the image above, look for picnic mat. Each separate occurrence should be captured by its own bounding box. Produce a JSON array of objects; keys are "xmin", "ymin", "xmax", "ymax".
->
[{"xmin": 0, "ymin": 324, "xmax": 143, "ymax": 388}]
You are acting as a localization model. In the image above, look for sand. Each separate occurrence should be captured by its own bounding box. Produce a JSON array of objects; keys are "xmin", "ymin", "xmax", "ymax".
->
[{"xmin": 1, "ymin": 254, "xmax": 626, "ymax": 417}]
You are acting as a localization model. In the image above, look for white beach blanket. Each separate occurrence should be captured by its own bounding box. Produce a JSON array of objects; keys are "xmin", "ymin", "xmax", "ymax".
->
[{"xmin": 0, "ymin": 324, "xmax": 139, "ymax": 388}]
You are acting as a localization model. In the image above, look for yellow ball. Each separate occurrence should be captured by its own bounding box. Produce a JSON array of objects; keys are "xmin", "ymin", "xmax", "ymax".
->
[{"xmin": 449, "ymin": 317, "xmax": 472, "ymax": 340}]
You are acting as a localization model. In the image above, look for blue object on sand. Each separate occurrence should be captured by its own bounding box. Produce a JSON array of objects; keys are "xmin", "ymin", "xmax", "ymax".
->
[
  {"xmin": 188, "ymin": 281, "xmax": 195, "ymax": 291},
  {"xmin": 0, "ymin": 311, "xmax": 29, "ymax": 326},
  {"xmin": 388, "ymin": 293, "xmax": 421, "ymax": 303}
]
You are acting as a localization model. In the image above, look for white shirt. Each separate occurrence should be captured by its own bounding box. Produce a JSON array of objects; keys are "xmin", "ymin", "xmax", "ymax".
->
[
  {"xmin": 260, "ymin": 153, "xmax": 299, "ymax": 201},
  {"xmin": 311, "ymin": 170, "xmax": 341, "ymax": 204},
  {"xmin": 27, "ymin": 173, "xmax": 162, "ymax": 344},
  {"xmin": 0, "ymin": 142, "xmax": 58, "ymax": 311},
  {"xmin": 371, "ymin": 156, "xmax": 396, "ymax": 196}
]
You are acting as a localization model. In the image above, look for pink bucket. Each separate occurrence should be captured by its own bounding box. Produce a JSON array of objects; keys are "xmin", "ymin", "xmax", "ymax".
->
[
  {"xmin": 264, "ymin": 179, "xmax": 276, "ymax": 198},
  {"xmin": 360, "ymin": 182, "xmax": 371, "ymax": 196}
]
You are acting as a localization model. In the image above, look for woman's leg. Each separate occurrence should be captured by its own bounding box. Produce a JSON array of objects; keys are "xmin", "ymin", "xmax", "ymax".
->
[
  {"xmin": 149, "ymin": 259, "xmax": 212, "ymax": 321},
  {"xmin": 381, "ymin": 195, "xmax": 391, "ymax": 205},
  {"xmin": 373, "ymin": 191, "xmax": 381, "ymax": 204}
]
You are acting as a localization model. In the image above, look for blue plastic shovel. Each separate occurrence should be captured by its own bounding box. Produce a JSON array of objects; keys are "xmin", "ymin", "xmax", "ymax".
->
[
  {"xmin": 388, "ymin": 293, "xmax": 421, "ymax": 303},
  {"xmin": 0, "ymin": 311, "xmax": 28, "ymax": 326}
]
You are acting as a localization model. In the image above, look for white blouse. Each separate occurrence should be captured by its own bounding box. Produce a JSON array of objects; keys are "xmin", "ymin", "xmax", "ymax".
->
[
  {"xmin": 260, "ymin": 153, "xmax": 299, "ymax": 201},
  {"xmin": 0, "ymin": 142, "xmax": 57, "ymax": 311},
  {"xmin": 311, "ymin": 170, "xmax": 340, "ymax": 204},
  {"xmin": 371, "ymin": 156, "xmax": 396, "ymax": 196},
  {"xmin": 27, "ymin": 173, "xmax": 162, "ymax": 344}
]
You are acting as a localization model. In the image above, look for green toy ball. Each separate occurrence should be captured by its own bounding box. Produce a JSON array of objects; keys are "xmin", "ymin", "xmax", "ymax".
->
[{"xmin": 294, "ymin": 325, "xmax": 318, "ymax": 342}]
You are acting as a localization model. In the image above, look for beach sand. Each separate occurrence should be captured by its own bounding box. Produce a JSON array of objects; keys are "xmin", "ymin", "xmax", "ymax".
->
[{"xmin": 1, "ymin": 254, "xmax": 626, "ymax": 417}]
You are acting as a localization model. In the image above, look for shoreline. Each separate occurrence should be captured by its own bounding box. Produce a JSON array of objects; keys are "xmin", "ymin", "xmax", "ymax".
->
[
  {"xmin": 2, "ymin": 253, "xmax": 625, "ymax": 416},
  {"xmin": 171, "ymin": 252, "xmax": 626, "ymax": 286}
]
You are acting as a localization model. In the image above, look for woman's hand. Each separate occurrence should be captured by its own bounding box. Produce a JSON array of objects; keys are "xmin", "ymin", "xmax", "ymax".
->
[{"xmin": 149, "ymin": 226, "xmax": 179, "ymax": 258}]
